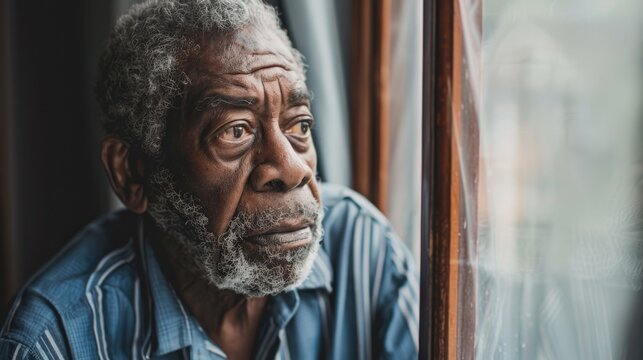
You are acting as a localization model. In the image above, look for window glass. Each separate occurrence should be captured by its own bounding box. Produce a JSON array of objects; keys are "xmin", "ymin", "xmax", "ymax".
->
[{"xmin": 468, "ymin": 0, "xmax": 643, "ymax": 358}]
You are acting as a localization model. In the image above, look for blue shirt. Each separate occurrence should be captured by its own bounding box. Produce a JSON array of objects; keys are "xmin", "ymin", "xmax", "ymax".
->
[{"xmin": 1, "ymin": 184, "xmax": 418, "ymax": 359}]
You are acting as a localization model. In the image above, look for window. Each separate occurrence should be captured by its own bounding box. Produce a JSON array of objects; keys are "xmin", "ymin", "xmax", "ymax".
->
[{"xmin": 420, "ymin": 0, "xmax": 643, "ymax": 358}]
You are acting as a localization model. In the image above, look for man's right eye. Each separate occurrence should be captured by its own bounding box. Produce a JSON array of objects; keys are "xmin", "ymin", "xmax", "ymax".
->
[{"xmin": 217, "ymin": 123, "xmax": 254, "ymax": 143}]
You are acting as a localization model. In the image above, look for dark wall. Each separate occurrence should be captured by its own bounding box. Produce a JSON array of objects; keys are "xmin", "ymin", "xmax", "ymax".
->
[
  {"xmin": 1, "ymin": 0, "xmax": 8, "ymax": 315},
  {"xmin": 2, "ymin": 0, "xmax": 115, "ymax": 311}
]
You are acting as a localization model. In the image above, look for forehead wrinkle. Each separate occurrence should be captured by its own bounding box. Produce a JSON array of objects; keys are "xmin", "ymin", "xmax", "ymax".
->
[
  {"xmin": 193, "ymin": 73, "xmax": 251, "ymax": 90},
  {"xmin": 220, "ymin": 63, "xmax": 299, "ymax": 80},
  {"xmin": 195, "ymin": 94, "xmax": 257, "ymax": 112},
  {"xmin": 198, "ymin": 35, "xmax": 296, "ymax": 75},
  {"xmin": 223, "ymin": 64, "xmax": 292, "ymax": 76},
  {"xmin": 263, "ymin": 80, "xmax": 282, "ymax": 119},
  {"xmin": 278, "ymin": 77, "xmax": 294, "ymax": 107},
  {"xmin": 186, "ymin": 72, "xmax": 257, "ymax": 107}
]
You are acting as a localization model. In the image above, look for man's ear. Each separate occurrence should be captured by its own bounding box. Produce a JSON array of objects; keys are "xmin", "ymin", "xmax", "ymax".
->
[{"xmin": 100, "ymin": 137, "xmax": 148, "ymax": 214}]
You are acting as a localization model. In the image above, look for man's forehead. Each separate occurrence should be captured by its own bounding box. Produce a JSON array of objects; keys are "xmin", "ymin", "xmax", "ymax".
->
[
  {"xmin": 190, "ymin": 25, "xmax": 300, "ymax": 75},
  {"xmin": 180, "ymin": 24, "xmax": 309, "ymax": 114}
]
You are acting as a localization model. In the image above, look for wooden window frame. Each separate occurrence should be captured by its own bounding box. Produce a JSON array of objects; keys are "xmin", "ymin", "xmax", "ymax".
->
[
  {"xmin": 419, "ymin": 0, "xmax": 481, "ymax": 358},
  {"xmin": 350, "ymin": 0, "xmax": 392, "ymax": 211}
]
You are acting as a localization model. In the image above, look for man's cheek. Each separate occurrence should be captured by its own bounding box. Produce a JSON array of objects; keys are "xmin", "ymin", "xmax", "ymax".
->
[{"xmin": 204, "ymin": 186, "xmax": 251, "ymax": 236}]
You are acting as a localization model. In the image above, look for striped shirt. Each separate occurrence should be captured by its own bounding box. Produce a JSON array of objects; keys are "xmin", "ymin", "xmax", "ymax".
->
[{"xmin": 0, "ymin": 184, "xmax": 418, "ymax": 359}]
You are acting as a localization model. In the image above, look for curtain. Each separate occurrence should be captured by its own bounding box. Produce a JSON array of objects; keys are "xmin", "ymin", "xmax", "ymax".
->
[{"xmin": 387, "ymin": 0, "xmax": 422, "ymax": 257}]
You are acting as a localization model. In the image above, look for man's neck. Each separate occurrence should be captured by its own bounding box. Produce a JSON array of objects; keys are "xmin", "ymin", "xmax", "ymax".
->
[{"xmin": 153, "ymin": 231, "xmax": 268, "ymax": 360}]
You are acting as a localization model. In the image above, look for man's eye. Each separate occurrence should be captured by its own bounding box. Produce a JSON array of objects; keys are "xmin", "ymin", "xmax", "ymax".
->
[
  {"xmin": 218, "ymin": 124, "xmax": 253, "ymax": 142},
  {"xmin": 286, "ymin": 119, "xmax": 313, "ymax": 137}
]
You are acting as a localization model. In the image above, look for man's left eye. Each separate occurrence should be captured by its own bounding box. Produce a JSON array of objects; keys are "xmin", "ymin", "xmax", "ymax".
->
[{"xmin": 285, "ymin": 119, "xmax": 313, "ymax": 138}]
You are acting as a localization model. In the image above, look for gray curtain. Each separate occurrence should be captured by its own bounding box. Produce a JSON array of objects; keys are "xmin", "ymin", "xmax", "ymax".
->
[{"xmin": 386, "ymin": 0, "xmax": 422, "ymax": 257}]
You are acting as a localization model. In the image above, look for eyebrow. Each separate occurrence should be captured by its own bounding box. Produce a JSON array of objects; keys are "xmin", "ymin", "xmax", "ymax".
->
[
  {"xmin": 194, "ymin": 94, "xmax": 258, "ymax": 112},
  {"xmin": 288, "ymin": 87, "xmax": 313, "ymax": 106},
  {"xmin": 192, "ymin": 86, "xmax": 313, "ymax": 114}
]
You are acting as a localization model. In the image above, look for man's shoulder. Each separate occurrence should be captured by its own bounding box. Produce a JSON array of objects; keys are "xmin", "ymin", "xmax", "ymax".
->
[
  {"xmin": 317, "ymin": 183, "xmax": 419, "ymax": 356},
  {"xmin": 17, "ymin": 209, "xmax": 139, "ymax": 311},
  {"xmin": 320, "ymin": 183, "xmax": 415, "ymax": 274},
  {"xmin": 1, "ymin": 210, "xmax": 139, "ymax": 349}
]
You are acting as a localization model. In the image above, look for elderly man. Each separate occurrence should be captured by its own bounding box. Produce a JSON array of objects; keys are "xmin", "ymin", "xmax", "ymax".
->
[{"xmin": 0, "ymin": 0, "xmax": 418, "ymax": 359}]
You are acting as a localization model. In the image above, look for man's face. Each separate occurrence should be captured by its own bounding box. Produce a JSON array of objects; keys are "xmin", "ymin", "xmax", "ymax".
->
[{"xmin": 147, "ymin": 25, "xmax": 323, "ymax": 296}]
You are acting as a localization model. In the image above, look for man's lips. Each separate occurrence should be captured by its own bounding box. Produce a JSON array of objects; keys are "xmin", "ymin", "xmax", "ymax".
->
[{"xmin": 245, "ymin": 227, "xmax": 313, "ymax": 248}]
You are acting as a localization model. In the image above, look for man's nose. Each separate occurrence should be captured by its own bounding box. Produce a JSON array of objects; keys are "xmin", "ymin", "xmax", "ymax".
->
[{"xmin": 250, "ymin": 129, "xmax": 313, "ymax": 192}]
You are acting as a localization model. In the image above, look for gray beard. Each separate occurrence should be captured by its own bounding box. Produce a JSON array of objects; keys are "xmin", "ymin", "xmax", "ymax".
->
[{"xmin": 146, "ymin": 166, "xmax": 324, "ymax": 297}]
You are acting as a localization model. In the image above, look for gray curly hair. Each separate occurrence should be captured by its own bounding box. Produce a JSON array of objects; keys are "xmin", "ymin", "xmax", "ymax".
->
[{"xmin": 96, "ymin": 0, "xmax": 305, "ymax": 159}]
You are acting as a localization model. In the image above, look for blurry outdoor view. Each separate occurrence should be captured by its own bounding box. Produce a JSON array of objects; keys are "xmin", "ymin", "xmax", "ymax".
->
[{"xmin": 468, "ymin": 0, "xmax": 643, "ymax": 358}]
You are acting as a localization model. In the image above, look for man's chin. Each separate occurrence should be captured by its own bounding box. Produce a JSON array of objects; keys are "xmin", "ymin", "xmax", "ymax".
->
[{"xmin": 211, "ymin": 238, "xmax": 320, "ymax": 297}]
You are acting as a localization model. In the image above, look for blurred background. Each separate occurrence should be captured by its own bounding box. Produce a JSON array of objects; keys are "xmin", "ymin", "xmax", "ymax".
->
[{"xmin": 0, "ymin": 0, "xmax": 423, "ymax": 313}]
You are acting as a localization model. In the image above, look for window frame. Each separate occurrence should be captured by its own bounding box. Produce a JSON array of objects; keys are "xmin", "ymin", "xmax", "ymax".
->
[{"xmin": 419, "ymin": 0, "xmax": 481, "ymax": 358}]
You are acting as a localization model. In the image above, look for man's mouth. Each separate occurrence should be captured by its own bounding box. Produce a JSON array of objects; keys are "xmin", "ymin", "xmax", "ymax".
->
[{"xmin": 245, "ymin": 226, "xmax": 313, "ymax": 250}]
